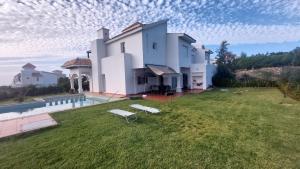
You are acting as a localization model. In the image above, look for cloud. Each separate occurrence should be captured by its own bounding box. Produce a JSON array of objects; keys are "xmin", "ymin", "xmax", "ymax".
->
[{"xmin": 0, "ymin": 0, "xmax": 299, "ymax": 58}]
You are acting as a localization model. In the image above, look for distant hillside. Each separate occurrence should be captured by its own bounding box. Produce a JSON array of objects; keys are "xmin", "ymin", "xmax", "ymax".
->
[
  {"xmin": 232, "ymin": 47, "xmax": 300, "ymax": 70},
  {"xmin": 235, "ymin": 67, "xmax": 282, "ymax": 81},
  {"xmin": 234, "ymin": 66, "xmax": 300, "ymax": 100},
  {"xmin": 213, "ymin": 44, "xmax": 300, "ymax": 100}
]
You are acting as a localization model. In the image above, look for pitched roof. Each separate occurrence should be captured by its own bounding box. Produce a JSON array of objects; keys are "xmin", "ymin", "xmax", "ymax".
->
[
  {"xmin": 62, "ymin": 58, "xmax": 91, "ymax": 69},
  {"xmin": 121, "ymin": 22, "xmax": 143, "ymax": 33},
  {"xmin": 106, "ymin": 19, "xmax": 168, "ymax": 44},
  {"xmin": 22, "ymin": 63, "xmax": 36, "ymax": 69}
]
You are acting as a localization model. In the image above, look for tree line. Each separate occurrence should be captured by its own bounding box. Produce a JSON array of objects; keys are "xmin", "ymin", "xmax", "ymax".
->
[
  {"xmin": 231, "ymin": 47, "xmax": 300, "ymax": 70},
  {"xmin": 212, "ymin": 41, "xmax": 300, "ymax": 100},
  {"xmin": 0, "ymin": 77, "xmax": 71, "ymax": 102}
]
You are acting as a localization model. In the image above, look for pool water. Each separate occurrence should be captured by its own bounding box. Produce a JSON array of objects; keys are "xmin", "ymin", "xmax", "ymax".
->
[{"xmin": 0, "ymin": 97, "xmax": 107, "ymax": 121}]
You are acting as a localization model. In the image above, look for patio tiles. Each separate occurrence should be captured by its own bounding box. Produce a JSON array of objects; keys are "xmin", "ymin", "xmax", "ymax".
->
[
  {"xmin": 0, "ymin": 113, "xmax": 57, "ymax": 139},
  {"xmin": 85, "ymin": 92, "xmax": 126, "ymax": 98},
  {"xmin": 186, "ymin": 89, "xmax": 205, "ymax": 94},
  {"xmin": 143, "ymin": 94, "xmax": 180, "ymax": 102},
  {"xmin": 143, "ymin": 89, "xmax": 204, "ymax": 102}
]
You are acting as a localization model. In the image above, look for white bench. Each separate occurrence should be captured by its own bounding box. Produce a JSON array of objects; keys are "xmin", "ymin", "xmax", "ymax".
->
[
  {"xmin": 108, "ymin": 109, "xmax": 137, "ymax": 123},
  {"xmin": 130, "ymin": 104, "xmax": 160, "ymax": 114}
]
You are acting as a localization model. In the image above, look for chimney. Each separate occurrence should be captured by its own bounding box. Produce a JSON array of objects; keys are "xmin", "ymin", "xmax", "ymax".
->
[
  {"xmin": 97, "ymin": 27, "xmax": 109, "ymax": 41},
  {"xmin": 86, "ymin": 50, "xmax": 91, "ymax": 58}
]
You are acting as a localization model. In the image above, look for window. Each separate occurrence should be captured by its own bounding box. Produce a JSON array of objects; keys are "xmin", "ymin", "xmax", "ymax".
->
[
  {"xmin": 137, "ymin": 76, "xmax": 147, "ymax": 85},
  {"xmin": 152, "ymin": 42, "xmax": 157, "ymax": 49},
  {"xmin": 182, "ymin": 45, "xmax": 188, "ymax": 57},
  {"xmin": 172, "ymin": 77, "xmax": 177, "ymax": 89},
  {"xmin": 120, "ymin": 42, "xmax": 125, "ymax": 53},
  {"xmin": 192, "ymin": 54, "xmax": 196, "ymax": 63},
  {"xmin": 205, "ymin": 53, "xmax": 210, "ymax": 61},
  {"xmin": 36, "ymin": 77, "xmax": 39, "ymax": 81}
]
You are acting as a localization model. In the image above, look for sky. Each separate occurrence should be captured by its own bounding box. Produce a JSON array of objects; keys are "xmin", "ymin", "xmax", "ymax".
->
[{"xmin": 0, "ymin": 0, "xmax": 300, "ymax": 85}]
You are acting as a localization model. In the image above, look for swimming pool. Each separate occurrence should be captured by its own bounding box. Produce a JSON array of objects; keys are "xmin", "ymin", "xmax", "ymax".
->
[{"xmin": 0, "ymin": 95, "xmax": 110, "ymax": 121}]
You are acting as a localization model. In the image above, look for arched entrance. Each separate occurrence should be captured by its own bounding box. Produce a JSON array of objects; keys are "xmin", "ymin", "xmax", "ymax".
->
[
  {"xmin": 62, "ymin": 58, "xmax": 92, "ymax": 94},
  {"xmin": 69, "ymin": 73, "xmax": 92, "ymax": 93}
]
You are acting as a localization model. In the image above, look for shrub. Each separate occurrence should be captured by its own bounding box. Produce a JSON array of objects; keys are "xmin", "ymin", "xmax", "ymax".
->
[
  {"xmin": 212, "ymin": 64, "xmax": 235, "ymax": 87},
  {"xmin": 278, "ymin": 67, "xmax": 300, "ymax": 100},
  {"xmin": 0, "ymin": 78, "xmax": 71, "ymax": 102}
]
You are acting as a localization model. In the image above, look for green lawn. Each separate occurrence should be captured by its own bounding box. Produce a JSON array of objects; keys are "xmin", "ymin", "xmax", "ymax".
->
[{"xmin": 0, "ymin": 88, "xmax": 299, "ymax": 169}]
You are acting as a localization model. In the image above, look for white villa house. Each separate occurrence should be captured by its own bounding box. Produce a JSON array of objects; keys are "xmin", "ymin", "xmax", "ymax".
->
[
  {"xmin": 12, "ymin": 63, "xmax": 65, "ymax": 88},
  {"xmin": 62, "ymin": 20, "xmax": 216, "ymax": 95}
]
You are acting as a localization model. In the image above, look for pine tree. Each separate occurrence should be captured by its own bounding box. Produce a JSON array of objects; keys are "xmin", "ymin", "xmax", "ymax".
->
[{"xmin": 216, "ymin": 40, "xmax": 230, "ymax": 65}]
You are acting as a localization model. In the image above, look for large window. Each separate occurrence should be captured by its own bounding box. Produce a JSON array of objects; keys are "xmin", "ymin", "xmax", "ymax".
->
[
  {"xmin": 152, "ymin": 42, "xmax": 157, "ymax": 49},
  {"xmin": 172, "ymin": 77, "xmax": 177, "ymax": 89},
  {"xmin": 182, "ymin": 45, "xmax": 188, "ymax": 57},
  {"xmin": 137, "ymin": 76, "xmax": 147, "ymax": 85},
  {"xmin": 120, "ymin": 42, "xmax": 125, "ymax": 53}
]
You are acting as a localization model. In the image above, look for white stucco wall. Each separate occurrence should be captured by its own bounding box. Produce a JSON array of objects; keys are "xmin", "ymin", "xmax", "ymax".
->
[
  {"xmin": 88, "ymin": 21, "xmax": 215, "ymax": 94},
  {"xmin": 178, "ymin": 38, "xmax": 194, "ymax": 68},
  {"xmin": 90, "ymin": 39, "xmax": 106, "ymax": 93},
  {"xmin": 166, "ymin": 34, "xmax": 198, "ymax": 71},
  {"xmin": 191, "ymin": 63, "xmax": 216, "ymax": 89},
  {"xmin": 142, "ymin": 22, "xmax": 167, "ymax": 66},
  {"xmin": 124, "ymin": 53, "xmax": 135, "ymax": 94},
  {"xmin": 193, "ymin": 47, "xmax": 206, "ymax": 64},
  {"xmin": 102, "ymin": 53, "xmax": 133, "ymax": 95},
  {"xmin": 20, "ymin": 69, "xmax": 34, "ymax": 86},
  {"xmin": 204, "ymin": 64, "xmax": 217, "ymax": 89},
  {"xmin": 166, "ymin": 34, "xmax": 180, "ymax": 72},
  {"xmin": 20, "ymin": 69, "xmax": 60, "ymax": 87},
  {"xmin": 40, "ymin": 72, "xmax": 60, "ymax": 86},
  {"xmin": 106, "ymin": 31, "xmax": 144, "ymax": 69}
]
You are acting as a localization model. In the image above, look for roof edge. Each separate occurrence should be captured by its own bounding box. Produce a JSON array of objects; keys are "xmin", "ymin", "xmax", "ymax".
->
[
  {"xmin": 142, "ymin": 19, "xmax": 168, "ymax": 30},
  {"xmin": 105, "ymin": 19, "xmax": 168, "ymax": 44},
  {"xmin": 105, "ymin": 27, "xmax": 143, "ymax": 44}
]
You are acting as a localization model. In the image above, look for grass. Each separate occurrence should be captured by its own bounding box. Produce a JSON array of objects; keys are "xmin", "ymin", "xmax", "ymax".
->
[{"xmin": 0, "ymin": 88, "xmax": 299, "ymax": 169}]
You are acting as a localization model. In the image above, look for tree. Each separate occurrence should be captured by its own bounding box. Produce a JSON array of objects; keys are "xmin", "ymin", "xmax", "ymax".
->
[
  {"xmin": 292, "ymin": 47, "xmax": 300, "ymax": 66},
  {"xmin": 212, "ymin": 40, "xmax": 236, "ymax": 87},
  {"xmin": 230, "ymin": 47, "xmax": 300, "ymax": 70},
  {"xmin": 215, "ymin": 40, "xmax": 236, "ymax": 65},
  {"xmin": 57, "ymin": 77, "xmax": 70, "ymax": 92},
  {"xmin": 240, "ymin": 52, "xmax": 247, "ymax": 58},
  {"xmin": 212, "ymin": 64, "xmax": 235, "ymax": 86},
  {"xmin": 216, "ymin": 40, "xmax": 230, "ymax": 65}
]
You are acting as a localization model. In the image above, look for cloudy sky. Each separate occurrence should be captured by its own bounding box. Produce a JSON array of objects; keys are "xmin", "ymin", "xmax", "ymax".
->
[{"xmin": 0, "ymin": 0, "xmax": 300, "ymax": 85}]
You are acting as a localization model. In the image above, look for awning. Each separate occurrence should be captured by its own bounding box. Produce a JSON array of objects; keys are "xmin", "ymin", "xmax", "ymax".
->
[{"xmin": 146, "ymin": 65, "xmax": 178, "ymax": 76}]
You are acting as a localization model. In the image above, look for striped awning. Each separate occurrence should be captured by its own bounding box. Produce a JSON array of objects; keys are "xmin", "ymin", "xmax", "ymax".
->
[{"xmin": 146, "ymin": 65, "xmax": 178, "ymax": 76}]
